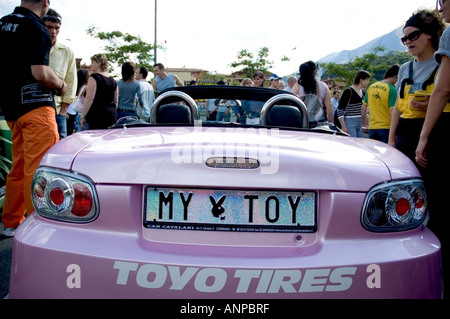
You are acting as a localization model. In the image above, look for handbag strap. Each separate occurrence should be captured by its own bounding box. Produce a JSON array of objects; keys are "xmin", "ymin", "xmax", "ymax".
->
[{"xmin": 344, "ymin": 87, "xmax": 353, "ymax": 116}]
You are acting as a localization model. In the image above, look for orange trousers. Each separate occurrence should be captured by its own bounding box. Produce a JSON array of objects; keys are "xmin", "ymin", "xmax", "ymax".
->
[{"xmin": 2, "ymin": 107, "xmax": 59, "ymax": 228}]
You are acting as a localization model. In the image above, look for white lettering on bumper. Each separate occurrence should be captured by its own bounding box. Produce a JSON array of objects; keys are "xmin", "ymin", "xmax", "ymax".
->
[{"xmin": 113, "ymin": 261, "xmax": 358, "ymax": 294}]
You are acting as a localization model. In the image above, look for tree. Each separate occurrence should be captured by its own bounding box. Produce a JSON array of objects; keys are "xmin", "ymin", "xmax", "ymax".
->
[
  {"xmin": 320, "ymin": 48, "xmax": 413, "ymax": 84},
  {"xmin": 230, "ymin": 47, "xmax": 273, "ymax": 78},
  {"xmin": 87, "ymin": 26, "xmax": 156, "ymax": 73}
]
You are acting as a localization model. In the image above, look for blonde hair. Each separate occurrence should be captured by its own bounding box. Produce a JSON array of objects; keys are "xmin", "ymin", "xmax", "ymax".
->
[
  {"xmin": 242, "ymin": 78, "xmax": 254, "ymax": 86},
  {"xmin": 91, "ymin": 53, "xmax": 108, "ymax": 72}
]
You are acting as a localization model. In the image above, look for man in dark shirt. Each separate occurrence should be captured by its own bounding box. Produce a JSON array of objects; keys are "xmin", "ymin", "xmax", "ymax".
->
[{"xmin": 0, "ymin": 0, "xmax": 66, "ymax": 237}]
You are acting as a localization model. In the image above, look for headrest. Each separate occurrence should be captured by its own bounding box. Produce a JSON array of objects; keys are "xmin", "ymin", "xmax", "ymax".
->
[
  {"xmin": 157, "ymin": 104, "xmax": 192, "ymax": 124},
  {"xmin": 265, "ymin": 105, "xmax": 304, "ymax": 129}
]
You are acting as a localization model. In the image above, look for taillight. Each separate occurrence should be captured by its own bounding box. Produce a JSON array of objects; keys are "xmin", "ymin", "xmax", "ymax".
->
[
  {"xmin": 32, "ymin": 168, "xmax": 98, "ymax": 223},
  {"xmin": 71, "ymin": 183, "xmax": 94, "ymax": 217},
  {"xmin": 362, "ymin": 180, "xmax": 428, "ymax": 232}
]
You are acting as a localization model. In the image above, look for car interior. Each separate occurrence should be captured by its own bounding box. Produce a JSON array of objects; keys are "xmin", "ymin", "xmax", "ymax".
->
[{"xmin": 111, "ymin": 86, "xmax": 345, "ymax": 135}]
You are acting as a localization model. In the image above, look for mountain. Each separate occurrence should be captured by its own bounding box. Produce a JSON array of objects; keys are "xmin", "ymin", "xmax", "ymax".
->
[{"xmin": 318, "ymin": 26, "xmax": 406, "ymax": 64}]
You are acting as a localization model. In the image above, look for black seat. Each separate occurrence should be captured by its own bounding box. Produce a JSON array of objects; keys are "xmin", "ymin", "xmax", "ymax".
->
[
  {"xmin": 157, "ymin": 104, "xmax": 193, "ymax": 124},
  {"xmin": 265, "ymin": 105, "xmax": 305, "ymax": 129}
]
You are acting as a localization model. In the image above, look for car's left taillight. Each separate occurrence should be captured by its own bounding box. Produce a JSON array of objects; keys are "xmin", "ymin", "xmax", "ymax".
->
[{"xmin": 32, "ymin": 167, "xmax": 99, "ymax": 223}]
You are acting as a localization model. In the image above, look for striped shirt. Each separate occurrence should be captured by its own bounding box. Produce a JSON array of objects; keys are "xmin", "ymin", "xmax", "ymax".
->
[{"xmin": 337, "ymin": 87, "xmax": 365, "ymax": 119}]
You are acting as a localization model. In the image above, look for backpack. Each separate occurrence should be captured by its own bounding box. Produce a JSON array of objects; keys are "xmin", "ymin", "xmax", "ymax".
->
[{"xmin": 300, "ymin": 84, "xmax": 325, "ymax": 126}]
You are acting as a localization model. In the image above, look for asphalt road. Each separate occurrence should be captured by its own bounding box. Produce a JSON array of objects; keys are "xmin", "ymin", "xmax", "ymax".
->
[{"xmin": 0, "ymin": 223, "xmax": 13, "ymax": 299}]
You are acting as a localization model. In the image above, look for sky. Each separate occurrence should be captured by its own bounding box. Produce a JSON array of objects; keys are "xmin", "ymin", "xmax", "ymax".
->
[{"xmin": 0, "ymin": 0, "xmax": 435, "ymax": 77}]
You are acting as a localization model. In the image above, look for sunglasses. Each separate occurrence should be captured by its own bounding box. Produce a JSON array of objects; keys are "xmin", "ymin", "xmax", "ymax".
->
[{"xmin": 401, "ymin": 30, "xmax": 424, "ymax": 45}]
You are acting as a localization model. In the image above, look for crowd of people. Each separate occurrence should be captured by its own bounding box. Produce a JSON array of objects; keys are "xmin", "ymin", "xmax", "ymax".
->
[
  {"xmin": 339, "ymin": 5, "xmax": 450, "ymax": 296},
  {"xmin": 1, "ymin": 0, "xmax": 450, "ymax": 297},
  {"xmin": 339, "ymin": 6, "xmax": 450, "ymax": 296}
]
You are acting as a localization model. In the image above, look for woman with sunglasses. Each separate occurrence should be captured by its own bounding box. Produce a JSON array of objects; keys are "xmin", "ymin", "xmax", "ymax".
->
[
  {"xmin": 388, "ymin": 9, "xmax": 445, "ymax": 178},
  {"xmin": 416, "ymin": 0, "xmax": 450, "ymax": 297}
]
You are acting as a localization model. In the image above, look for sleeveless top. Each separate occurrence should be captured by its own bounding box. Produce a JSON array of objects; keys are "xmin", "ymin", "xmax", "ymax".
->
[
  {"xmin": 117, "ymin": 80, "xmax": 141, "ymax": 111},
  {"xmin": 86, "ymin": 73, "xmax": 118, "ymax": 129},
  {"xmin": 298, "ymin": 81, "xmax": 327, "ymax": 102},
  {"xmin": 154, "ymin": 74, "xmax": 175, "ymax": 91}
]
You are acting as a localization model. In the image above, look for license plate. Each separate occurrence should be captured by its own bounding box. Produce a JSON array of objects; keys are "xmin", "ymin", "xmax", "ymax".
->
[{"xmin": 144, "ymin": 188, "xmax": 317, "ymax": 233}]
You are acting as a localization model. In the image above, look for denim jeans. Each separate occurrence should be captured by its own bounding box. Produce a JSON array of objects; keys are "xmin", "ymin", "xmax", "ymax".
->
[
  {"xmin": 217, "ymin": 111, "xmax": 231, "ymax": 122},
  {"xmin": 74, "ymin": 113, "xmax": 83, "ymax": 132},
  {"xmin": 369, "ymin": 129, "xmax": 389, "ymax": 143},
  {"xmin": 345, "ymin": 117, "xmax": 364, "ymax": 138},
  {"xmin": 56, "ymin": 114, "xmax": 67, "ymax": 139},
  {"xmin": 118, "ymin": 109, "xmax": 137, "ymax": 120}
]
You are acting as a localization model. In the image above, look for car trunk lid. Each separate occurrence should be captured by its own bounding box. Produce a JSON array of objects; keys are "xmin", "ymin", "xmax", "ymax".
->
[{"xmin": 53, "ymin": 126, "xmax": 413, "ymax": 191}]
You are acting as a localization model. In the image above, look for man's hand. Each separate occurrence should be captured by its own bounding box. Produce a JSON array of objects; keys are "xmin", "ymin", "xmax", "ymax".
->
[
  {"xmin": 56, "ymin": 81, "xmax": 67, "ymax": 97},
  {"xmin": 59, "ymin": 102, "xmax": 70, "ymax": 117}
]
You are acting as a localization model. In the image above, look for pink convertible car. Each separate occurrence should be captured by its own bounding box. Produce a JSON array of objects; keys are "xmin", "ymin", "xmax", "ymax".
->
[{"xmin": 9, "ymin": 86, "xmax": 442, "ymax": 299}]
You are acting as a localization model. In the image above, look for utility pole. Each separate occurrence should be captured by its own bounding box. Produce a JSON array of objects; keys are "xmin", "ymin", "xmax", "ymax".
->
[{"xmin": 154, "ymin": 0, "xmax": 157, "ymax": 64}]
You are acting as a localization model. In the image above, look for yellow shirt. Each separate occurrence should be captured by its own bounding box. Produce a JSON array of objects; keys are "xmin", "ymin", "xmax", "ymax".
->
[
  {"xmin": 49, "ymin": 41, "xmax": 77, "ymax": 113},
  {"xmin": 363, "ymin": 81, "xmax": 397, "ymax": 130},
  {"xmin": 398, "ymin": 66, "xmax": 450, "ymax": 118},
  {"xmin": 397, "ymin": 82, "xmax": 428, "ymax": 119}
]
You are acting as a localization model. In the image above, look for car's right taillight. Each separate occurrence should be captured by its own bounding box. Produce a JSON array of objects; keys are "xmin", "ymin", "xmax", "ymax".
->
[
  {"xmin": 32, "ymin": 167, "xmax": 99, "ymax": 223},
  {"xmin": 361, "ymin": 179, "xmax": 428, "ymax": 232}
]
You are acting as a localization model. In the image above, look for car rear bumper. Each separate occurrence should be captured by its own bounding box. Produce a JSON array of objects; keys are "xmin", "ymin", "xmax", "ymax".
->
[{"xmin": 9, "ymin": 214, "xmax": 443, "ymax": 299}]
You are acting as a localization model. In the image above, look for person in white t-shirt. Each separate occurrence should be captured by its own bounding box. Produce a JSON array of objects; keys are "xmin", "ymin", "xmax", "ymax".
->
[
  {"xmin": 284, "ymin": 76, "xmax": 297, "ymax": 92},
  {"xmin": 135, "ymin": 67, "xmax": 155, "ymax": 122}
]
